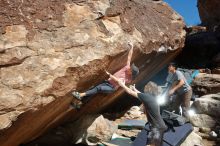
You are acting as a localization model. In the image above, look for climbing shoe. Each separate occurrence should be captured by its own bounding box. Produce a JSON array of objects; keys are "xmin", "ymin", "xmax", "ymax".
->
[
  {"xmin": 70, "ymin": 102, "xmax": 81, "ymax": 110},
  {"xmin": 72, "ymin": 91, "xmax": 82, "ymax": 101}
]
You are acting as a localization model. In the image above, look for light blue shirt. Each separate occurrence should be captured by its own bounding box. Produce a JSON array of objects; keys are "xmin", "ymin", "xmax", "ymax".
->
[{"xmin": 166, "ymin": 70, "xmax": 191, "ymax": 95}]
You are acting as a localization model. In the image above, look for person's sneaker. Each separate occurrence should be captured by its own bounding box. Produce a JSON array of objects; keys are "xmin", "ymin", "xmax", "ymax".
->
[{"xmin": 72, "ymin": 91, "xmax": 82, "ymax": 101}]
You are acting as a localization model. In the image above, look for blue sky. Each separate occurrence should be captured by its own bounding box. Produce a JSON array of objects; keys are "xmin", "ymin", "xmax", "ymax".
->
[{"xmin": 164, "ymin": 0, "xmax": 201, "ymax": 26}]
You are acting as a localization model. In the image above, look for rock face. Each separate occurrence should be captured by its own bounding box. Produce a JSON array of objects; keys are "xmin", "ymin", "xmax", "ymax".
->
[
  {"xmin": 192, "ymin": 74, "xmax": 220, "ymax": 95},
  {"xmin": 198, "ymin": 0, "xmax": 220, "ymax": 30},
  {"xmin": 212, "ymin": 68, "xmax": 220, "ymax": 74},
  {"xmin": 191, "ymin": 0, "xmax": 220, "ymax": 69},
  {"xmin": 193, "ymin": 93, "xmax": 220, "ymax": 118},
  {"xmin": 0, "ymin": 0, "xmax": 185, "ymax": 145},
  {"xmin": 177, "ymin": 0, "xmax": 220, "ymax": 69},
  {"xmin": 123, "ymin": 106, "xmax": 145, "ymax": 120},
  {"xmin": 180, "ymin": 131, "xmax": 203, "ymax": 146},
  {"xmin": 25, "ymin": 115, "xmax": 116, "ymax": 146},
  {"xmin": 190, "ymin": 114, "xmax": 216, "ymax": 128},
  {"xmin": 176, "ymin": 31, "xmax": 220, "ymax": 69},
  {"xmin": 26, "ymin": 105, "xmax": 146, "ymax": 146},
  {"xmin": 76, "ymin": 115, "xmax": 117, "ymax": 145}
]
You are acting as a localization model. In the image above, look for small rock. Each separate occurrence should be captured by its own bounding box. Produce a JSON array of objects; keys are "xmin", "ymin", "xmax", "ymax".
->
[
  {"xmin": 192, "ymin": 93, "xmax": 220, "ymax": 117},
  {"xmin": 0, "ymin": 114, "xmax": 11, "ymax": 129},
  {"xmin": 212, "ymin": 68, "xmax": 220, "ymax": 74},
  {"xmin": 209, "ymin": 131, "xmax": 218, "ymax": 138},
  {"xmin": 180, "ymin": 132, "xmax": 203, "ymax": 146},
  {"xmin": 199, "ymin": 127, "xmax": 211, "ymax": 134},
  {"xmin": 116, "ymin": 129, "xmax": 140, "ymax": 138},
  {"xmin": 192, "ymin": 74, "xmax": 220, "ymax": 95},
  {"xmin": 190, "ymin": 114, "xmax": 216, "ymax": 128},
  {"xmin": 194, "ymin": 127, "xmax": 200, "ymax": 133},
  {"xmin": 124, "ymin": 106, "xmax": 146, "ymax": 120},
  {"xmin": 197, "ymin": 132, "xmax": 210, "ymax": 139}
]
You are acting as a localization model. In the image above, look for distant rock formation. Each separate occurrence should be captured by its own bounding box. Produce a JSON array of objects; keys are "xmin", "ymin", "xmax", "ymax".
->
[
  {"xmin": 198, "ymin": 0, "xmax": 220, "ymax": 31},
  {"xmin": 177, "ymin": 0, "xmax": 220, "ymax": 69},
  {"xmin": 192, "ymin": 74, "xmax": 220, "ymax": 96}
]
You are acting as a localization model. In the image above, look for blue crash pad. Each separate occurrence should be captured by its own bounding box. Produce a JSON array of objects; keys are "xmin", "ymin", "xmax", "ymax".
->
[{"xmin": 133, "ymin": 123, "xmax": 193, "ymax": 146}]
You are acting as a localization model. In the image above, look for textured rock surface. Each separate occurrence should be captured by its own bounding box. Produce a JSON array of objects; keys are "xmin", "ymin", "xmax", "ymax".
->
[
  {"xmin": 190, "ymin": 114, "xmax": 216, "ymax": 128},
  {"xmin": 0, "ymin": 0, "xmax": 185, "ymax": 145},
  {"xmin": 180, "ymin": 131, "xmax": 203, "ymax": 146},
  {"xmin": 76, "ymin": 115, "xmax": 117, "ymax": 145},
  {"xmin": 25, "ymin": 105, "xmax": 146, "ymax": 146},
  {"xmin": 116, "ymin": 129, "xmax": 140, "ymax": 138},
  {"xmin": 122, "ymin": 106, "xmax": 146, "ymax": 120},
  {"xmin": 212, "ymin": 68, "xmax": 220, "ymax": 74},
  {"xmin": 24, "ymin": 115, "xmax": 116, "ymax": 146},
  {"xmin": 193, "ymin": 93, "xmax": 220, "ymax": 117},
  {"xmin": 192, "ymin": 74, "xmax": 220, "ymax": 95},
  {"xmin": 198, "ymin": 0, "xmax": 220, "ymax": 30},
  {"xmin": 199, "ymin": 127, "xmax": 212, "ymax": 134}
]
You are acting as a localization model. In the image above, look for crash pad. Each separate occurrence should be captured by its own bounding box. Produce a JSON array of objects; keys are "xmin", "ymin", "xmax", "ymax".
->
[
  {"xmin": 118, "ymin": 120, "xmax": 146, "ymax": 130},
  {"xmin": 163, "ymin": 123, "xmax": 193, "ymax": 146}
]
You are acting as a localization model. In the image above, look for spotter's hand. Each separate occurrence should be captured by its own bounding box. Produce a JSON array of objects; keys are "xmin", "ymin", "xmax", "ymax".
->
[
  {"xmin": 129, "ymin": 84, "xmax": 136, "ymax": 91},
  {"xmin": 118, "ymin": 79, "xmax": 125, "ymax": 86}
]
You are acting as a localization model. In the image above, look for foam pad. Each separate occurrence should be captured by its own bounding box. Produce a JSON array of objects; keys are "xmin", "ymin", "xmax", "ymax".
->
[
  {"xmin": 118, "ymin": 120, "xmax": 146, "ymax": 130},
  {"xmin": 98, "ymin": 138, "xmax": 133, "ymax": 146},
  {"xmin": 109, "ymin": 138, "xmax": 133, "ymax": 146},
  {"xmin": 163, "ymin": 123, "xmax": 193, "ymax": 146}
]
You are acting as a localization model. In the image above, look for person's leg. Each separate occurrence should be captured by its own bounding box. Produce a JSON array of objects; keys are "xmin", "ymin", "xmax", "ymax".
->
[
  {"xmin": 170, "ymin": 95, "xmax": 182, "ymax": 115},
  {"xmin": 181, "ymin": 89, "xmax": 192, "ymax": 118},
  {"xmin": 151, "ymin": 128, "xmax": 164, "ymax": 146},
  {"xmin": 72, "ymin": 82, "xmax": 115, "ymax": 101},
  {"xmin": 85, "ymin": 82, "xmax": 115, "ymax": 96}
]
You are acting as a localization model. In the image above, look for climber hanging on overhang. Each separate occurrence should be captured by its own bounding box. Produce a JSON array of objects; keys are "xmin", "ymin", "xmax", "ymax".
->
[{"xmin": 71, "ymin": 42, "xmax": 139, "ymax": 108}]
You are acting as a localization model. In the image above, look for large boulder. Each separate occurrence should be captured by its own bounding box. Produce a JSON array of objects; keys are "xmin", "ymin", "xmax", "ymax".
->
[
  {"xmin": 192, "ymin": 74, "xmax": 220, "ymax": 95},
  {"xmin": 123, "ymin": 106, "xmax": 146, "ymax": 120},
  {"xmin": 194, "ymin": 0, "xmax": 220, "ymax": 69},
  {"xmin": 180, "ymin": 132, "xmax": 203, "ymax": 146},
  {"xmin": 212, "ymin": 67, "xmax": 220, "ymax": 74},
  {"xmin": 177, "ymin": 1, "xmax": 220, "ymax": 69},
  {"xmin": 24, "ymin": 115, "xmax": 116, "ymax": 146},
  {"xmin": 198, "ymin": 0, "xmax": 220, "ymax": 31},
  {"xmin": 0, "ymin": 0, "xmax": 185, "ymax": 145},
  {"xmin": 176, "ymin": 31, "xmax": 220, "ymax": 69},
  {"xmin": 192, "ymin": 93, "xmax": 220, "ymax": 117}
]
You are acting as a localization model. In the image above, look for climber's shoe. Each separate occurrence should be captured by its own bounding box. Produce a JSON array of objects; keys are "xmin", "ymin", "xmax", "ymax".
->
[{"xmin": 72, "ymin": 91, "xmax": 82, "ymax": 101}]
